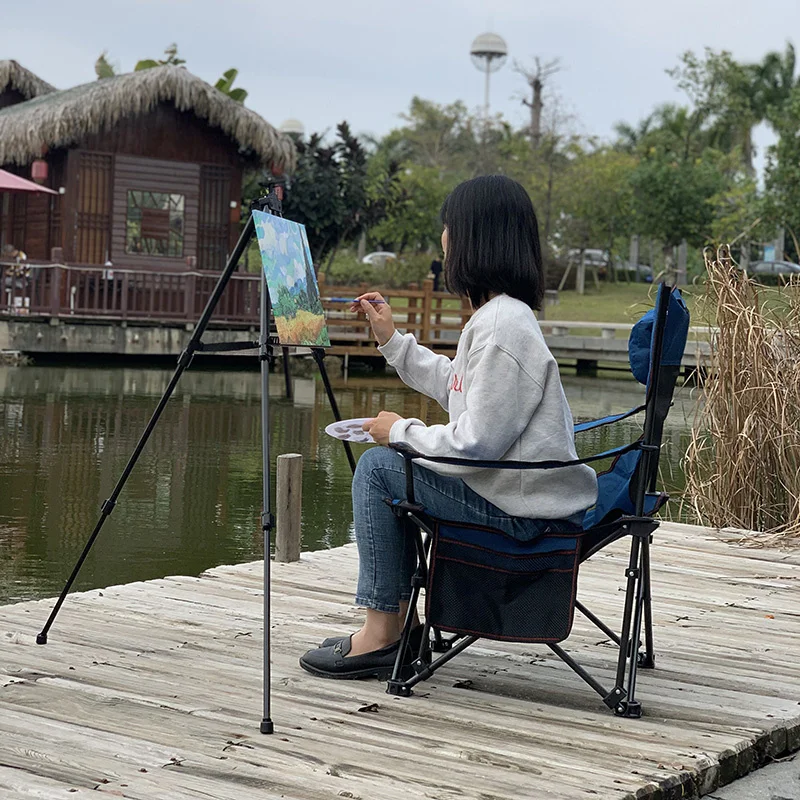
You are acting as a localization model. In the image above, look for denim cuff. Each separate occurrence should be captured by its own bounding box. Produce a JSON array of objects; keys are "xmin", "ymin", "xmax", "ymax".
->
[{"xmin": 354, "ymin": 595, "xmax": 402, "ymax": 614}]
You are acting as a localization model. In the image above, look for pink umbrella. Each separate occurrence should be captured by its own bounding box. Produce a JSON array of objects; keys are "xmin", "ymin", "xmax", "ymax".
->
[{"xmin": 0, "ymin": 168, "xmax": 57, "ymax": 194}]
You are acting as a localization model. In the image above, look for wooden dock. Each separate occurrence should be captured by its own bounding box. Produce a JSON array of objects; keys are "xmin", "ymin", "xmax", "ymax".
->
[{"xmin": 1, "ymin": 522, "xmax": 798, "ymax": 800}]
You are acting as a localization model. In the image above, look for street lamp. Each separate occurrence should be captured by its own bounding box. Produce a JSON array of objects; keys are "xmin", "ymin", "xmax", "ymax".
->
[{"xmin": 470, "ymin": 32, "xmax": 508, "ymax": 121}]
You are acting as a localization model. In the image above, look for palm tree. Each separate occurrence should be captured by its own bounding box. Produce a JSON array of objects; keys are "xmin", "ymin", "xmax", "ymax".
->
[
  {"xmin": 759, "ymin": 42, "xmax": 798, "ymax": 127},
  {"xmin": 613, "ymin": 115, "xmax": 654, "ymax": 153},
  {"xmin": 716, "ymin": 43, "xmax": 798, "ymax": 173}
]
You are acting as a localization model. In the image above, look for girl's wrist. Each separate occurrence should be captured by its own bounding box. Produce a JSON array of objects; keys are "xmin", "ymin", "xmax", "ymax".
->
[{"xmin": 377, "ymin": 328, "xmax": 395, "ymax": 346}]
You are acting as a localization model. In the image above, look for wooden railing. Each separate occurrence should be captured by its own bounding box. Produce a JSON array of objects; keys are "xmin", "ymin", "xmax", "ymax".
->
[
  {"xmin": 0, "ymin": 264, "xmax": 473, "ymax": 354},
  {"xmin": 0, "ymin": 262, "xmax": 260, "ymax": 326},
  {"xmin": 0, "ymin": 263, "xmax": 707, "ymax": 366},
  {"xmin": 317, "ymin": 274, "xmax": 472, "ymax": 355}
]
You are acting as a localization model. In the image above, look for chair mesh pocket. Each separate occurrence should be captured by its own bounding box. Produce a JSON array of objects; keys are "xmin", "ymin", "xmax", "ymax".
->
[{"xmin": 425, "ymin": 521, "xmax": 581, "ymax": 643}]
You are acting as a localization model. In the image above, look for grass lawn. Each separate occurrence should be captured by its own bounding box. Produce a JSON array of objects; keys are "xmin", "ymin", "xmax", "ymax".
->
[
  {"xmin": 335, "ymin": 282, "xmax": 703, "ymax": 326},
  {"xmin": 544, "ymin": 282, "xmax": 700, "ymax": 324}
]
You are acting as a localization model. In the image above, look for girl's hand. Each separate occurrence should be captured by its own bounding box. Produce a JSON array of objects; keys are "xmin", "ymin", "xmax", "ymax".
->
[
  {"xmin": 363, "ymin": 411, "xmax": 403, "ymax": 446},
  {"xmin": 351, "ymin": 292, "xmax": 395, "ymax": 346}
]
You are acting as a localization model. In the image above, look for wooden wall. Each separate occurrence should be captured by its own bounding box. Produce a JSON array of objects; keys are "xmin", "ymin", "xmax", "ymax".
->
[
  {"xmin": 110, "ymin": 155, "xmax": 200, "ymax": 269},
  {"xmin": 5, "ymin": 103, "xmax": 250, "ymax": 268},
  {"xmin": 80, "ymin": 106, "xmax": 245, "ymax": 168},
  {"xmin": 0, "ymin": 154, "xmax": 65, "ymax": 260}
]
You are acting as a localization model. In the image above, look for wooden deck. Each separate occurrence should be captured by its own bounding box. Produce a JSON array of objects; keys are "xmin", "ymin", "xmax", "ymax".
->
[{"xmin": 1, "ymin": 522, "xmax": 798, "ymax": 800}]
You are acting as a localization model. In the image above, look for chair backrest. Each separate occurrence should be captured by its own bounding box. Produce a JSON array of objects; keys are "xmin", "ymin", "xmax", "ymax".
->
[{"xmin": 582, "ymin": 284, "xmax": 690, "ymax": 529}]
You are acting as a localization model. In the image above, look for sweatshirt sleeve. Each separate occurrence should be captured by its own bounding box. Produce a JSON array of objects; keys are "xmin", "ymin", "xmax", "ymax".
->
[
  {"xmin": 378, "ymin": 330, "xmax": 454, "ymax": 411},
  {"xmin": 388, "ymin": 343, "xmax": 545, "ymax": 462}
]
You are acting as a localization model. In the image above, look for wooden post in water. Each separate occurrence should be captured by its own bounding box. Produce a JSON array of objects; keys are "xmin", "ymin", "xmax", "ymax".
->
[{"xmin": 275, "ymin": 453, "xmax": 303, "ymax": 563}]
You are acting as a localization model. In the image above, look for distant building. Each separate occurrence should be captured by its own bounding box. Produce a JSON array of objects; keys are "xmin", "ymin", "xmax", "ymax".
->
[{"xmin": 0, "ymin": 61, "xmax": 294, "ymax": 269}]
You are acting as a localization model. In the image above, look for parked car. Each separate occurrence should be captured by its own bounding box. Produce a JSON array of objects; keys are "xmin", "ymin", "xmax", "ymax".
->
[
  {"xmin": 567, "ymin": 248, "xmax": 608, "ymax": 268},
  {"xmin": 748, "ymin": 260, "xmax": 800, "ymax": 277},
  {"xmin": 361, "ymin": 251, "xmax": 396, "ymax": 266}
]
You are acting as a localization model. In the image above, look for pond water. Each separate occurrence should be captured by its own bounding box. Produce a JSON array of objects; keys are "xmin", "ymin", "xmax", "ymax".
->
[{"xmin": 0, "ymin": 364, "xmax": 696, "ymax": 603}]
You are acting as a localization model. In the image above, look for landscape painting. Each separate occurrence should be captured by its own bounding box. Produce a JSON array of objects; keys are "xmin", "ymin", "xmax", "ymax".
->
[{"xmin": 253, "ymin": 211, "xmax": 330, "ymax": 347}]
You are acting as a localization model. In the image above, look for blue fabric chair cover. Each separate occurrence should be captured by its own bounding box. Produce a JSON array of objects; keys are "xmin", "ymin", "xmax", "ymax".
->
[{"xmin": 629, "ymin": 285, "xmax": 690, "ymax": 387}]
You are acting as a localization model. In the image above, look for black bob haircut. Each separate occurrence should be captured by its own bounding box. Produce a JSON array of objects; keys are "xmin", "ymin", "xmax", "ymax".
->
[{"xmin": 440, "ymin": 175, "xmax": 545, "ymax": 312}]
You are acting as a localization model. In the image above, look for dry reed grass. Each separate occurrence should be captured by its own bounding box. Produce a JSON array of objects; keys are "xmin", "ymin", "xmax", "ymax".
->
[{"xmin": 683, "ymin": 245, "xmax": 800, "ymax": 544}]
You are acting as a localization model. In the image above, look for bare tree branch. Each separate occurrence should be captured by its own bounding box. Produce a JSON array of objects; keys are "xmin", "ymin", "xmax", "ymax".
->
[{"xmin": 513, "ymin": 57, "xmax": 563, "ymax": 148}]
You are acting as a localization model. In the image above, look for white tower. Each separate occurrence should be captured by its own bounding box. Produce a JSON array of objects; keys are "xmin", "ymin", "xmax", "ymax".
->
[
  {"xmin": 279, "ymin": 119, "xmax": 305, "ymax": 138},
  {"xmin": 470, "ymin": 33, "xmax": 508, "ymax": 120}
]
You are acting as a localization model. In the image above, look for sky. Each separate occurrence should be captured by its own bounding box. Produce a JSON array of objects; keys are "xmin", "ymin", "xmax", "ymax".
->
[{"xmin": 3, "ymin": 0, "xmax": 799, "ymax": 168}]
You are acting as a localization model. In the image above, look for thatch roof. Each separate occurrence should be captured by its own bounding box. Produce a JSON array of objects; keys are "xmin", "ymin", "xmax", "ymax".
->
[
  {"xmin": 0, "ymin": 60, "xmax": 56, "ymax": 100},
  {"xmin": 0, "ymin": 65, "xmax": 295, "ymax": 171}
]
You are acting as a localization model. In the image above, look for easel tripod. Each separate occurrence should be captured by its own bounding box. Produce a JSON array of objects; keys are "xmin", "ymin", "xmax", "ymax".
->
[{"xmin": 34, "ymin": 185, "xmax": 355, "ymax": 734}]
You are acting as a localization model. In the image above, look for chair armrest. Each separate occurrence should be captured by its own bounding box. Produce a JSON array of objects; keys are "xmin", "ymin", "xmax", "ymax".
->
[
  {"xmin": 574, "ymin": 405, "xmax": 645, "ymax": 433},
  {"xmin": 388, "ymin": 440, "xmax": 642, "ymax": 471}
]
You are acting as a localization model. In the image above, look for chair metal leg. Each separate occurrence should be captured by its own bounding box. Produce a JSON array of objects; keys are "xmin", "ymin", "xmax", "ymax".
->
[
  {"xmin": 547, "ymin": 643, "xmax": 626, "ymax": 709},
  {"xmin": 622, "ymin": 556, "xmax": 647, "ymax": 717},
  {"xmin": 639, "ymin": 536, "xmax": 655, "ymax": 669},
  {"xmin": 431, "ymin": 630, "xmax": 463, "ymax": 652},
  {"xmin": 432, "ymin": 627, "xmax": 449, "ymax": 652},
  {"xmin": 387, "ymin": 520, "xmax": 429, "ymax": 694},
  {"xmin": 575, "ymin": 599, "xmax": 621, "ymax": 645},
  {"xmin": 388, "ymin": 635, "xmax": 480, "ymax": 695},
  {"xmin": 387, "ymin": 580, "xmax": 423, "ymax": 693},
  {"xmin": 611, "ymin": 523, "xmax": 651, "ymax": 718}
]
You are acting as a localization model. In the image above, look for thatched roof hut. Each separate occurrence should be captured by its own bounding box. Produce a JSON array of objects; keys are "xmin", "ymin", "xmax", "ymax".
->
[
  {"xmin": 1, "ymin": 64, "xmax": 296, "ymax": 268},
  {"xmin": 0, "ymin": 60, "xmax": 56, "ymax": 105},
  {"xmin": 0, "ymin": 65, "xmax": 295, "ymax": 171}
]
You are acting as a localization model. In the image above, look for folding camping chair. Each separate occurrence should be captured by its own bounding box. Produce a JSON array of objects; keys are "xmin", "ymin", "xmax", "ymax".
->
[{"xmin": 383, "ymin": 283, "xmax": 690, "ymax": 717}]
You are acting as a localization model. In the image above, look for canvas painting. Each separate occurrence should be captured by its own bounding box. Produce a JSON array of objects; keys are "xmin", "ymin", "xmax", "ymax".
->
[{"xmin": 253, "ymin": 210, "xmax": 330, "ymax": 347}]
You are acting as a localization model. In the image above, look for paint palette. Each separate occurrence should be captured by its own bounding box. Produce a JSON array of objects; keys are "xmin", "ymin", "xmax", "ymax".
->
[{"xmin": 324, "ymin": 418, "xmax": 375, "ymax": 444}]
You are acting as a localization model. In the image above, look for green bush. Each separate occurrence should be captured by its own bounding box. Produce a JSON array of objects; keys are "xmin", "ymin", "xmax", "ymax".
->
[
  {"xmin": 381, "ymin": 253, "xmax": 435, "ymax": 288},
  {"xmin": 324, "ymin": 250, "xmax": 377, "ymax": 285},
  {"xmin": 322, "ymin": 250, "xmax": 436, "ymax": 289}
]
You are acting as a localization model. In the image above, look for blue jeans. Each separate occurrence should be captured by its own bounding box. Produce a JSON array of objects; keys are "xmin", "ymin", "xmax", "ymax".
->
[{"xmin": 352, "ymin": 446, "xmax": 583, "ymax": 613}]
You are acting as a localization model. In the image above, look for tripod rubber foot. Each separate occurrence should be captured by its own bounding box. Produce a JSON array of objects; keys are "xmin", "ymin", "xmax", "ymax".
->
[
  {"xmin": 36, "ymin": 632, "xmax": 47, "ymax": 645},
  {"xmin": 260, "ymin": 718, "xmax": 274, "ymax": 734}
]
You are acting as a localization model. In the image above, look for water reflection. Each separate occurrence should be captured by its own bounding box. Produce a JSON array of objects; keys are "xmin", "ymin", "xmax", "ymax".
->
[{"xmin": 0, "ymin": 364, "xmax": 694, "ymax": 602}]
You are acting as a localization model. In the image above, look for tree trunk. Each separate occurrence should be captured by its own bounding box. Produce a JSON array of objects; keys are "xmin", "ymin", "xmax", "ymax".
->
[
  {"xmin": 663, "ymin": 244, "xmax": 676, "ymax": 284},
  {"xmin": 531, "ymin": 78, "xmax": 543, "ymax": 150},
  {"xmin": 629, "ymin": 234, "xmax": 640, "ymax": 283},
  {"xmin": 742, "ymin": 124, "xmax": 755, "ymax": 177},
  {"xmin": 544, "ymin": 156, "xmax": 555, "ymax": 244},
  {"xmin": 576, "ymin": 250, "xmax": 586, "ymax": 295},
  {"xmin": 676, "ymin": 240, "xmax": 688, "ymax": 286}
]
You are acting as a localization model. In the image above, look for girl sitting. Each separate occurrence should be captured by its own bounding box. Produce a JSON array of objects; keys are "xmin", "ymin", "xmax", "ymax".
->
[{"xmin": 300, "ymin": 175, "xmax": 598, "ymax": 680}]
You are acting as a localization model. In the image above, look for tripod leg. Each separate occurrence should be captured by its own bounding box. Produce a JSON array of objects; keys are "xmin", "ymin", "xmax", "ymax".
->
[
  {"xmin": 311, "ymin": 348, "xmax": 355, "ymax": 474},
  {"xmin": 260, "ymin": 272, "xmax": 274, "ymax": 735},
  {"xmin": 281, "ymin": 346, "xmax": 292, "ymax": 400},
  {"xmin": 36, "ymin": 215, "xmax": 257, "ymax": 646}
]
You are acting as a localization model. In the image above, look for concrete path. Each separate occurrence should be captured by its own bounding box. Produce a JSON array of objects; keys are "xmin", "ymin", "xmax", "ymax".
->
[{"xmin": 710, "ymin": 754, "xmax": 799, "ymax": 799}]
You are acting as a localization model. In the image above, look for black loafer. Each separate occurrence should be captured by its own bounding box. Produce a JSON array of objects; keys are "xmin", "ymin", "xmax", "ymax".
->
[
  {"xmin": 320, "ymin": 624, "xmax": 426, "ymax": 651},
  {"xmin": 299, "ymin": 635, "xmax": 411, "ymax": 680}
]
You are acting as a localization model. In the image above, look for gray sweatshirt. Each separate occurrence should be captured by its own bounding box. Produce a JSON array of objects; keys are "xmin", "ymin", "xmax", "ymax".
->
[{"xmin": 379, "ymin": 293, "xmax": 598, "ymax": 520}]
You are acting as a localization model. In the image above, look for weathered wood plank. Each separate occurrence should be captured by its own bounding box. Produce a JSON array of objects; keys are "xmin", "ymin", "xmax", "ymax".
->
[{"xmin": 1, "ymin": 521, "xmax": 799, "ymax": 799}]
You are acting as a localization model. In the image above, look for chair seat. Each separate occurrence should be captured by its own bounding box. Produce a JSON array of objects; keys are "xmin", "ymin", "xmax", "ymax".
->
[{"xmin": 425, "ymin": 519, "xmax": 583, "ymax": 643}]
